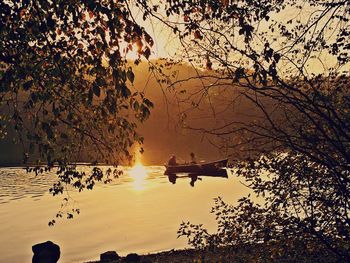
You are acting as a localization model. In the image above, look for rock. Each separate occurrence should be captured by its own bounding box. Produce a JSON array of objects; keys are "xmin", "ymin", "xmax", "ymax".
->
[
  {"xmin": 32, "ymin": 241, "xmax": 60, "ymax": 263},
  {"xmin": 100, "ymin": 251, "xmax": 120, "ymax": 262},
  {"xmin": 125, "ymin": 253, "xmax": 140, "ymax": 262}
]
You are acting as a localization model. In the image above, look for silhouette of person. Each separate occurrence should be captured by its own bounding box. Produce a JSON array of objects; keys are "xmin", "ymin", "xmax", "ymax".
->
[
  {"xmin": 168, "ymin": 155, "xmax": 178, "ymax": 166},
  {"xmin": 190, "ymin": 152, "xmax": 197, "ymax": 164}
]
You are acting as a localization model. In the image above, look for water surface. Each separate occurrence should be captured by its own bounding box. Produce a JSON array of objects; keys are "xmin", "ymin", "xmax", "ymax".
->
[{"xmin": 0, "ymin": 166, "xmax": 250, "ymax": 263}]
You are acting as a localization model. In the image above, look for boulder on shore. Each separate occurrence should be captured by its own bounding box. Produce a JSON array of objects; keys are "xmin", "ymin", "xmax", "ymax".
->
[
  {"xmin": 125, "ymin": 253, "xmax": 141, "ymax": 262},
  {"xmin": 32, "ymin": 241, "xmax": 60, "ymax": 263},
  {"xmin": 100, "ymin": 251, "xmax": 120, "ymax": 262}
]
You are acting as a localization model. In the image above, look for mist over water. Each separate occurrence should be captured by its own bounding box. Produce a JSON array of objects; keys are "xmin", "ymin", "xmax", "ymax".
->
[{"xmin": 0, "ymin": 166, "xmax": 250, "ymax": 263}]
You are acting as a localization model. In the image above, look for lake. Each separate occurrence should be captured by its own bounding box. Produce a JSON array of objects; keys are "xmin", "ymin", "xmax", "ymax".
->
[{"xmin": 0, "ymin": 165, "xmax": 250, "ymax": 263}]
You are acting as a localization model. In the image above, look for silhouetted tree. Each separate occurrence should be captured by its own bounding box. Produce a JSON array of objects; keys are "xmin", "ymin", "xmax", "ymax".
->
[
  {"xmin": 145, "ymin": 0, "xmax": 350, "ymax": 260},
  {"xmin": 0, "ymin": 0, "xmax": 154, "ymax": 221}
]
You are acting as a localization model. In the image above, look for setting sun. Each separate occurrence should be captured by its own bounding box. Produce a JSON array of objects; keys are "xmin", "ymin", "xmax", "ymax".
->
[{"xmin": 129, "ymin": 162, "xmax": 148, "ymax": 191}]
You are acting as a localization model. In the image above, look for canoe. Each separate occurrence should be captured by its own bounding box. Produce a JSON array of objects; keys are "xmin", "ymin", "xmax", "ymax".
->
[
  {"xmin": 167, "ymin": 169, "xmax": 228, "ymax": 185},
  {"xmin": 164, "ymin": 158, "xmax": 228, "ymax": 175}
]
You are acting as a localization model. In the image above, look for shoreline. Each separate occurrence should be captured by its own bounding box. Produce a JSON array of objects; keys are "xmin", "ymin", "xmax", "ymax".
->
[
  {"xmin": 86, "ymin": 241, "xmax": 342, "ymax": 263},
  {"xmin": 87, "ymin": 247, "xmax": 241, "ymax": 263}
]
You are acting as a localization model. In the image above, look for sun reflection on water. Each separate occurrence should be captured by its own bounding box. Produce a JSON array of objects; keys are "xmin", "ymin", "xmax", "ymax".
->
[{"xmin": 129, "ymin": 162, "xmax": 148, "ymax": 191}]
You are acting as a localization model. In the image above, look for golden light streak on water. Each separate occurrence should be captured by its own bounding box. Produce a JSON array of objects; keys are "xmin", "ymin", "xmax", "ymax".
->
[
  {"xmin": 128, "ymin": 144, "xmax": 148, "ymax": 191},
  {"xmin": 129, "ymin": 163, "xmax": 148, "ymax": 191}
]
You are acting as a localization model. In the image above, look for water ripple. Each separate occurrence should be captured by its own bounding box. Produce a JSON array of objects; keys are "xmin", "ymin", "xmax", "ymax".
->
[{"xmin": 0, "ymin": 166, "xmax": 166, "ymax": 203}]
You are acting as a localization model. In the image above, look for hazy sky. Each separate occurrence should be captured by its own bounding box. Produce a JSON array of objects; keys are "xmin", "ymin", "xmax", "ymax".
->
[{"xmin": 0, "ymin": 62, "xmax": 229, "ymax": 166}]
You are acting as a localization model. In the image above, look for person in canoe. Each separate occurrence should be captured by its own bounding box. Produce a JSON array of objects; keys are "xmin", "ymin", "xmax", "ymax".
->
[
  {"xmin": 168, "ymin": 155, "xmax": 178, "ymax": 166},
  {"xmin": 190, "ymin": 152, "xmax": 197, "ymax": 164}
]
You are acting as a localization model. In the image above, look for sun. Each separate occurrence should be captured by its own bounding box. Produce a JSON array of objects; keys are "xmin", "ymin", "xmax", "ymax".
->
[{"xmin": 129, "ymin": 162, "xmax": 148, "ymax": 191}]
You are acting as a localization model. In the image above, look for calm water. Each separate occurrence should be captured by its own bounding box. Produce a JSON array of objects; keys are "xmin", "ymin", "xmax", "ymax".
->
[{"xmin": 0, "ymin": 166, "xmax": 250, "ymax": 263}]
